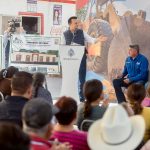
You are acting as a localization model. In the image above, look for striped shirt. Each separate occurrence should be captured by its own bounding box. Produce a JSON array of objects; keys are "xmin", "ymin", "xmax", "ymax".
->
[{"xmin": 50, "ymin": 130, "xmax": 90, "ymax": 150}]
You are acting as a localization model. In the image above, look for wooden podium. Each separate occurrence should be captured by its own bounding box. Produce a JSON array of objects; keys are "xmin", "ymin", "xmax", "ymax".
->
[{"xmin": 59, "ymin": 45, "xmax": 85, "ymax": 104}]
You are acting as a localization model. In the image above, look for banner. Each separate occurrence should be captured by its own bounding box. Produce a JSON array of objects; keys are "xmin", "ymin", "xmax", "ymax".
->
[{"xmin": 10, "ymin": 35, "xmax": 61, "ymax": 74}]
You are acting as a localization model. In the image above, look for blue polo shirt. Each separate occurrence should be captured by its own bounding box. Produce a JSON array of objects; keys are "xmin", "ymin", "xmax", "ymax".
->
[{"xmin": 122, "ymin": 54, "xmax": 149, "ymax": 82}]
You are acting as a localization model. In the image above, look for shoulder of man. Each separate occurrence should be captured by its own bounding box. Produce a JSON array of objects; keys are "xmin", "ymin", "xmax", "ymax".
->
[{"xmin": 139, "ymin": 53, "xmax": 148, "ymax": 60}]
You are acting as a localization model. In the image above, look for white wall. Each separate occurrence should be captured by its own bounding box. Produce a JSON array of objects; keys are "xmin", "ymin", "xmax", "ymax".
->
[
  {"xmin": 0, "ymin": 0, "xmax": 26, "ymax": 16},
  {"xmin": 0, "ymin": 0, "xmax": 76, "ymax": 35},
  {"xmin": 38, "ymin": 1, "xmax": 76, "ymax": 35}
]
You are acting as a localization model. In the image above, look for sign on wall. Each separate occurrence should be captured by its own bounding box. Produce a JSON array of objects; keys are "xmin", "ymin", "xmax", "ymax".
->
[
  {"xmin": 27, "ymin": 0, "xmax": 37, "ymax": 12},
  {"xmin": 53, "ymin": 5, "xmax": 62, "ymax": 25},
  {"xmin": 10, "ymin": 35, "xmax": 61, "ymax": 74}
]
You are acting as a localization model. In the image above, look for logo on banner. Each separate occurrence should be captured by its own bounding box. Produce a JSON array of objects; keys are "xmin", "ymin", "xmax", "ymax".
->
[
  {"xmin": 13, "ymin": 37, "xmax": 23, "ymax": 44},
  {"xmin": 68, "ymin": 48, "xmax": 75, "ymax": 57}
]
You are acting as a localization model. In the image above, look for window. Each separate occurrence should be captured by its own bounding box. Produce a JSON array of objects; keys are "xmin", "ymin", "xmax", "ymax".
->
[
  {"xmin": 39, "ymin": 56, "xmax": 43, "ymax": 62},
  {"xmin": 46, "ymin": 57, "xmax": 50, "ymax": 62},
  {"xmin": 16, "ymin": 54, "xmax": 21, "ymax": 61},
  {"xmin": 26, "ymin": 55, "xmax": 30, "ymax": 62},
  {"xmin": 52, "ymin": 57, "xmax": 56, "ymax": 62}
]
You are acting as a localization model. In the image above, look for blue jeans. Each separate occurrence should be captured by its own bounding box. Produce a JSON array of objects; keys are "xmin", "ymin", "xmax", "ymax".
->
[{"xmin": 79, "ymin": 52, "xmax": 86, "ymax": 102}]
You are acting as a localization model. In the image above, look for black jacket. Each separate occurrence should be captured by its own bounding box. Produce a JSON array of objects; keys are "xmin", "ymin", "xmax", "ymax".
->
[{"xmin": 0, "ymin": 96, "xmax": 28, "ymax": 127}]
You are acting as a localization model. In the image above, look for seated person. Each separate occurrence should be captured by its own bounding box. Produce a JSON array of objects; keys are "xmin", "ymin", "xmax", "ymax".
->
[
  {"xmin": 77, "ymin": 79, "xmax": 107, "ymax": 130},
  {"xmin": 127, "ymin": 83, "xmax": 150, "ymax": 142},
  {"xmin": 0, "ymin": 71, "xmax": 33, "ymax": 127},
  {"xmin": 113, "ymin": 44, "xmax": 149, "ymax": 103},
  {"xmin": 0, "ymin": 66, "xmax": 18, "ymax": 98},
  {"xmin": 142, "ymin": 82, "xmax": 150, "ymax": 107},
  {"xmin": 22, "ymin": 97, "xmax": 72, "ymax": 150},
  {"xmin": 51, "ymin": 96, "xmax": 90, "ymax": 150},
  {"xmin": 88, "ymin": 105, "xmax": 145, "ymax": 150},
  {"xmin": 32, "ymin": 72, "xmax": 52, "ymax": 104},
  {"xmin": 0, "ymin": 122, "xmax": 30, "ymax": 150}
]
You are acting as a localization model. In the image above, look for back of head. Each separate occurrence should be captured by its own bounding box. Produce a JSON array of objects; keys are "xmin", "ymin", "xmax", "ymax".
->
[
  {"xmin": 145, "ymin": 82, "xmax": 150, "ymax": 97},
  {"xmin": 83, "ymin": 79, "xmax": 103, "ymax": 118},
  {"xmin": 84, "ymin": 79, "xmax": 103, "ymax": 102},
  {"xmin": 11, "ymin": 71, "xmax": 33, "ymax": 95},
  {"xmin": 6, "ymin": 66, "xmax": 19, "ymax": 78},
  {"xmin": 0, "ymin": 122, "xmax": 30, "ymax": 150},
  {"xmin": 0, "ymin": 66, "xmax": 18, "ymax": 80},
  {"xmin": 55, "ymin": 96, "xmax": 77, "ymax": 125},
  {"xmin": 33, "ymin": 72, "xmax": 45, "ymax": 87},
  {"xmin": 22, "ymin": 98, "xmax": 54, "ymax": 129},
  {"xmin": 127, "ymin": 83, "xmax": 146, "ymax": 114}
]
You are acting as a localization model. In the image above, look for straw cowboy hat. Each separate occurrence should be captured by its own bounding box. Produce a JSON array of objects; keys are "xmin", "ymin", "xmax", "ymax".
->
[{"xmin": 88, "ymin": 105, "xmax": 145, "ymax": 150}]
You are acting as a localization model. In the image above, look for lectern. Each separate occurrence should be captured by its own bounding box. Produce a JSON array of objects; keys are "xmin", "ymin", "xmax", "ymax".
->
[{"xmin": 59, "ymin": 45, "xmax": 85, "ymax": 104}]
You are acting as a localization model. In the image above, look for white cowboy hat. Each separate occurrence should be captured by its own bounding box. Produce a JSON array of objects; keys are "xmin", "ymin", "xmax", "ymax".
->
[{"xmin": 88, "ymin": 105, "xmax": 145, "ymax": 150}]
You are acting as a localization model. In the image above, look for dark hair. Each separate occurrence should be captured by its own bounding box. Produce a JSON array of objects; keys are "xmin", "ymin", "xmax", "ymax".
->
[
  {"xmin": 68, "ymin": 16, "xmax": 77, "ymax": 25},
  {"xmin": 129, "ymin": 44, "xmax": 140, "ymax": 53},
  {"xmin": 0, "ymin": 66, "xmax": 18, "ymax": 81},
  {"xmin": 0, "ymin": 122, "xmax": 30, "ymax": 150},
  {"xmin": 53, "ymin": 10, "xmax": 59, "ymax": 21},
  {"xmin": 83, "ymin": 79, "xmax": 103, "ymax": 118},
  {"xmin": 22, "ymin": 98, "xmax": 54, "ymax": 129},
  {"xmin": 32, "ymin": 72, "xmax": 45, "ymax": 97},
  {"xmin": 146, "ymin": 82, "xmax": 150, "ymax": 97},
  {"xmin": 55, "ymin": 96, "xmax": 77, "ymax": 125},
  {"xmin": 127, "ymin": 83, "xmax": 146, "ymax": 114},
  {"xmin": 11, "ymin": 71, "xmax": 33, "ymax": 95}
]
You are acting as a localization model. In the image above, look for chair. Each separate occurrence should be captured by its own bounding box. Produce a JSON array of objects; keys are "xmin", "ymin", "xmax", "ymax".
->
[{"xmin": 80, "ymin": 119, "xmax": 94, "ymax": 131}]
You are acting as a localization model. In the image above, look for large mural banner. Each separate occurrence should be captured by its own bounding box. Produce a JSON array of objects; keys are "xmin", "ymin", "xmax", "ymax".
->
[
  {"xmin": 10, "ymin": 35, "xmax": 61, "ymax": 74},
  {"xmin": 77, "ymin": 0, "xmax": 150, "ymax": 101}
]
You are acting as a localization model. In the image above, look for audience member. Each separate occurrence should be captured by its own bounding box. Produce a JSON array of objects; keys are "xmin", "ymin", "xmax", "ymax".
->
[
  {"xmin": 0, "ymin": 66, "xmax": 18, "ymax": 98},
  {"xmin": 141, "ymin": 139, "xmax": 150, "ymax": 150},
  {"xmin": 77, "ymin": 79, "xmax": 107, "ymax": 130},
  {"xmin": 113, "ymin": 44, "xmax": 149, "ymax": 103},
  {"xmin": 142, "ymin": 82, "xmax": 150, "ymax": 107},
  {"xmin": 0, "ymin": 71, "xmax": 33, "ymax": 127},
  {"xmin": 0, "ymin": 122, "xmax": 30, "ymax": 150},
  {"xmin": 88, "ymin": 105, "xmax": 145, "ymax": 150},
  {"xmin": 127, "ymin": 83, "xmax": 150, "ymax": 142},
  {"xmin": 51, "ymin": 96, "xmax": 90, "ymax": 150},
  {"xmin": 121, "ymin": 102, "xmax": 134, "ymax": 116},
  {"xmin": 32, "ymin": 72, "xmax": 52, "ymax": 104},
  {"xmin": 22, "ymin": 97, "xmax": 72, "ymax": 150}
]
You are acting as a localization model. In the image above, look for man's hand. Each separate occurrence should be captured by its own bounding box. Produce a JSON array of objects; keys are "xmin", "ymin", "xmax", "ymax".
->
[
  {"xmin": 123, "ymin": 78, "xmax": 130, "ymax": 84},
  {"xmin": 50, "ymin": 139, "xmax": 72, "ymax": 150},
  {"xmin": 117, "ymin": 74, "xmax": 123, "ymax": 79},
  {"xmin": 5, "ymin": 27, "xmax": 11, "ymax": 33}
]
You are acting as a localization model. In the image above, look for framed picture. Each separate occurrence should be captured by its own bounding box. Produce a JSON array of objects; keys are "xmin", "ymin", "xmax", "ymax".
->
[{"xmin": 53, "ymin": 5, "xmax": 62, "ymax": 25}]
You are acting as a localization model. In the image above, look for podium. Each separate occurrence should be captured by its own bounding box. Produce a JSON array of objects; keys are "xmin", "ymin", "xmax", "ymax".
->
[{"xmin": 59, "ymin": 45, "xmax": 85, "ymax": 104}]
